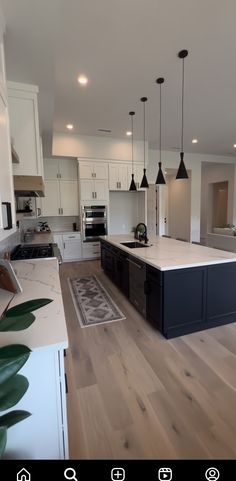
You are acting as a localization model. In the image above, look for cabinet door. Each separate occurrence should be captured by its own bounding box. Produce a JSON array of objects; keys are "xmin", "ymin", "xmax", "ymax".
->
[
  {"xmin": 109, "ymin": 164, "xmax": 119, "ymax": 190},
  {"xmin": 4, "ymin": 349, "xmax": 67, "ymax": 459},
  {"xmin": 44, "ymin": 158, "xmax": 59, "ymax": 180},
  {"xmin": 80, "ymin": 179, "xmax": 94, "ymax": 201},
  {"xmin": 94, "ymin": 179, "xmax": 109, "ymax": 201},
  {"xmin": 53, "ymin": 234, "xmax": 64, "ymax": 258},
  {"xmin": 59, "ymin": 159, "xmax": 78, "ymax": 180},
  {"xmin": 146, "ymin": 266, "xmax": 163, "ymax": 331},
  {"xmin": 135, "ymin": 164, "xmax": 144, "ymax": 189},
  {"xmin": 93, "ymin": 162, "xmax": 108, "ymax": 179},
  {"xmin": 63, "ymin": 240, "xmax": 81, "ymax": 260},
  {"xmin": 60, "ymin": 180, "xmax": 78, "ymax": 215},
  {"xmin": 41, "ymin": 180, "xmax": 60, "ymax": 216},
  {"xmin": 79, "ymin": 162, "xmax": 93, "ymax": 179},
  {"xmin": 118, "ymin": 165, "xmax": 128, "ymax": 190},
  {"xmin": 8, "ymin": 84, "xmax": 42, "ymax": 176}
]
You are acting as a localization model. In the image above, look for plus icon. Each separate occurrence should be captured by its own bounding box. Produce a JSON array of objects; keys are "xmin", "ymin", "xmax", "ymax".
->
[{"xmin": 111, "ymin": 467, "xmax": 125, "ymax": 481}]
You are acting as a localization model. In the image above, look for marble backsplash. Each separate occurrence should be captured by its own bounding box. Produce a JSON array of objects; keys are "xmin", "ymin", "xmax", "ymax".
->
[{"xmin": 0, "ymin": 231, "xmax": 20, "ymax": 258}]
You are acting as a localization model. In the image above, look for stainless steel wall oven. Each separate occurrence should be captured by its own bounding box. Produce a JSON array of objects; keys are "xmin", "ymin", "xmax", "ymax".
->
[{"xmin": 82, "ymin": 205, "xmax": 107, "ymax": 241}]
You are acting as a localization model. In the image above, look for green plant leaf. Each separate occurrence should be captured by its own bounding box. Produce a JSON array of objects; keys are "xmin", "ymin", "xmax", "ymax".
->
[
  {"xmin": 0, "ymin": 410, "xmax": 31, "ymax": 428},
  {"xmin": 0, "ymin": 426, "xmax": 7, "ymax": 457},
  {"xmin": 0, "ymin": 313, "xmax": 35, "ymax": 331},
  {"xmin": 6, "ymin": 298, "xmax": 52, "ymax": 318},
  {"xmin": 0, "ymin": 345, "xmax": 31, "ymax": 385},
  {"xmin": 0, "ymin": 374, "xmax": 29, "ymax": 411}
]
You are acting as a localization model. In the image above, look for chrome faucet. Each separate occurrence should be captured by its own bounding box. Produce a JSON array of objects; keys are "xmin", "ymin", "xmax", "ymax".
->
[{"xmin": 134, "ymin": 223, "xmax": 149, "ymax": 244}]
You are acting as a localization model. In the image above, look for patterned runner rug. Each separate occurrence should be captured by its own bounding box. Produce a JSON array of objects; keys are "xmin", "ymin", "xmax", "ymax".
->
[{"xmin": 68, "ymin": 275, "xmax": 126, "ymax": 327}]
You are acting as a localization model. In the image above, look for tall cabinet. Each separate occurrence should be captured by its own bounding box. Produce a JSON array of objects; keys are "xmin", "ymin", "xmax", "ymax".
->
[
  {"xmin": 41, "ymin": 158, "xmax": 79, "ymax": 216},
  {"xmin": 0, "ymin": 14, "xmax": 15, "ymax": 240},
  {"xmin": 78, "ymin": 160, "xmax": 109, "ymax": 202},
  {"xmin": 7, "ymin": 81, "xmax": 43, "ymax": 177}
]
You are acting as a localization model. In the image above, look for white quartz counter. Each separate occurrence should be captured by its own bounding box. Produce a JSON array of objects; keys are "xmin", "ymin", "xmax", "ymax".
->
[
  {"xmin": 0, "ymin": 258, "xmax": 68, "ymax": 351},
  {"xmin": 100, "ymin": 234, "xmax": 236, "ymax": 271}
]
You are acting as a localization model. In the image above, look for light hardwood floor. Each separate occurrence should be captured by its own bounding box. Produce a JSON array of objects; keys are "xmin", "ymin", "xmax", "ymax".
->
[{"xmin": 60, "ymin": 260, "xmax": 236, "ymax": 459}]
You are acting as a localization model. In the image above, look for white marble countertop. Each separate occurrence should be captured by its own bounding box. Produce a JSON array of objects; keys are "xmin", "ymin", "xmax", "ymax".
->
[
  {"xmin": 100, "ymin": 234, "xmax": 236, "ymax": 271},
  {"xmin": 0, "ymin": 258, "xmax": 68, "ymax": 351}
]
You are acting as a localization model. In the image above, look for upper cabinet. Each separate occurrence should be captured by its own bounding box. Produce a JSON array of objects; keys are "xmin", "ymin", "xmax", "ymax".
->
[
  {"xmin": 7, "ymin": 81, "xmax": 43, "ymax": 176},
  {"xmin": 78, "ymin": 160, "xmax": 109, "ymax": 202},
  {"xmin": 0, "ymin": 15, "xmax": 15, "ymax": 238},
  {"xmin": 79, "ymin": 161, "xmax": 108, "ymax": 180},
  {"xmin": 44, "ymin": 157, "xmax": 78, "ymax": 180},
  {"xmin": 109, "ymin": 162, "xmax": 144, "ymax": 191},
  {"xmin": 42, "ymin": 158, "xmax": 78, "ymax": 216}
]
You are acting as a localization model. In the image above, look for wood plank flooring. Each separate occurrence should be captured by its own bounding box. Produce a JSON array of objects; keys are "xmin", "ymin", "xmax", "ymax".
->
[{"xmin": 60, "ymin": 260, "xmax": 236, "ymax": 459}]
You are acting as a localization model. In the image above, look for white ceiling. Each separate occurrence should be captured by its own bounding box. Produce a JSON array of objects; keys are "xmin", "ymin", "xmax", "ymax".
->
[{"xmin": 2, "ymin": 0, "xmax": 236, "ymax": 157}]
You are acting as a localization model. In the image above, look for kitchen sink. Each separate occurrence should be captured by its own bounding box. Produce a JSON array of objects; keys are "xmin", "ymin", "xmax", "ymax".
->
[{"xmin": 120, "ymin": 241, "xmax": 148, "ymax": 248}]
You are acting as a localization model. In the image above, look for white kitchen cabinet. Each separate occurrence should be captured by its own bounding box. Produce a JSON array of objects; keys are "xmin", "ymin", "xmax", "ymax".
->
[
  {"xmin": 44, "ymin": 158, "xmax": 78, "ymax": 181},
  {"xmin": 80, "ymin": 179, "xmax": 108, "ymax": 202},
  {"xmin": 109, "ymin": 164, "xmax": 129, "ymax": 190},
  {"xmin": 62, "ymin": 232, "xmax": 81, "ymax": 261},
  {"xmin": 4, "ymin": 348, "xmax": 68, "ymax": 459},
  {"xmin": 0, "ymin": 30, "xmax": 15, "ymax": 239},
  {"xmin": 53, "ymin": 232, "xmax": 81, "ymax": 261},
  {"xmin": 41, "ymin": 180, "xmax": 78, "ymax": 216},
  {"xmin": 7, "ymin": 81, "xmax": 43, "ymax": 176},
  {"xmin": 79, "ymin": 161, "xmax": 108, "ymax": 180},
  {"xmin": 82, "ymin": 241, "xmax": 100, "ymax": 259}
]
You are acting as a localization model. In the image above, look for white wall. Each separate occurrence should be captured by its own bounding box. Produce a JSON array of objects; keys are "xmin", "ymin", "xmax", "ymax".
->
[
  {"xmin": 148, "ymin": 149, "xmax": 236, "ymax": 242},
  {"xmin": 109, "ymin": 191, "xmax": 145, "ymax": 235},
  {"xmin": 167, "ymin": 174, "xmax": 191, "ymax": 241},
  {"xmin": 53, "ymin": 132, "xmax": 147, "ymax": 163},
  {"xmin": 201, "ymin": 162, "xmax": 235, "ymax": 241}
]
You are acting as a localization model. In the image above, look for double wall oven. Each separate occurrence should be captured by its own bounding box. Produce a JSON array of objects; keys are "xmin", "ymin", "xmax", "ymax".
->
[{"xmin": 81, "ymin": 205, "xmax": 107, "ymax": 241}]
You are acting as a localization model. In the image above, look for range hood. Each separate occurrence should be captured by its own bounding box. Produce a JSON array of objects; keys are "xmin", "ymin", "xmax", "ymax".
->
[{"xmin": 13, "ymin": 175, "xmax": 45, "ymax": 197}]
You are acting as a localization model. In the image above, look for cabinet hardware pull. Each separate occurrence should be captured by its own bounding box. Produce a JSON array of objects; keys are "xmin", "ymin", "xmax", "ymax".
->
[
  {"xmin": 58, "ymin": 208, "xmax": 60, "ymax": 214},
  {"xmin": 127, "ymin": 258, "xmax": 143, "ymax": 269},
  {"xmin": 95, "ymin": 192, "xmax": 97, "ymax": 198},
  {"xmin": 65, "ymin": 373, "xmax": 68, "ymax": 394},
  {"xmin": 61, "ymin": 208, "xmax": 63, "ymax": 214}
]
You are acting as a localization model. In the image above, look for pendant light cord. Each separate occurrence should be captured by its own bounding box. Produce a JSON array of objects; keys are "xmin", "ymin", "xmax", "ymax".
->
[
  {"xmin": 159, "ymin": 83, "xmax": 162, "ymax": 162},
  {"xmin": 143, "ymin": 101, "xmax": 146, "ymax": 168},
  {"xmin": 181, "ymin": 57, "xmax": 185, "ymax": 152},
  {"xmin": 131, "ymin": 114, "xmax": 134, "ymax": 172}
]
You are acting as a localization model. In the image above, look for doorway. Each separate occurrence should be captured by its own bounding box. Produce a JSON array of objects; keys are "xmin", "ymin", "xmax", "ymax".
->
[{"xmin": 163, "ymin": 170, "xmax": 191, "ymax": 241}]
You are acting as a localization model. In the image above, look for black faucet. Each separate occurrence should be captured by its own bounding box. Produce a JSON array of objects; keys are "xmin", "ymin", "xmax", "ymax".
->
[{"xmin": 134, "ymin": 223, "xmax": 149, "ymax": 244}]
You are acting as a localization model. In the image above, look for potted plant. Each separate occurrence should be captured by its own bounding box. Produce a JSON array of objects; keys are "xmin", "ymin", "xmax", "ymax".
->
[{"xmin": 0, "ymin": 297, "xmax": 52, "ymax": 457}]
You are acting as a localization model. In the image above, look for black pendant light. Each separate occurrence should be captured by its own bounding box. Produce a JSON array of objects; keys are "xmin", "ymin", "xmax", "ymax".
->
[
  {"xmin": 129, "ymin": 111, "xmax": 137, "ymax": 191},
  {"xmin": 155, "ymin": 77, "xmax": 166, "ymax": 185},
  {"xmin": 140, "ymin": 97, "xmax": 149, "ymax": 188},
  {"xmin": 176, "ymin": 49, "xmax": 189, "ymax": 180}
]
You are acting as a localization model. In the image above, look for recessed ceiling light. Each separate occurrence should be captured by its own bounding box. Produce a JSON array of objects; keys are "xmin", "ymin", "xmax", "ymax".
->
[
  {"xmin": 233, "ymin": 144, "xmax": 236, "ymax": 148},
  {"xmin": 192, "ymin": 138, "xmax": 198, "ymax": 144},
  {"xmin": 66, "ymin": 124, "xmax": 74, "ymax": 130},
  {"xmin": 78, "ymin": 75, "xmax": 88, "ymax": 85},
  {"xmin": 126, "ymin": 131, "xmax": 132, "ymax": 136}
]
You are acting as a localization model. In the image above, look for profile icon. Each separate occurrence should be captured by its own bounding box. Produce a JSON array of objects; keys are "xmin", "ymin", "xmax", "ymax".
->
[{"xmin": 205, "ymin": 467, "xmax": 220, "ymax": 481}]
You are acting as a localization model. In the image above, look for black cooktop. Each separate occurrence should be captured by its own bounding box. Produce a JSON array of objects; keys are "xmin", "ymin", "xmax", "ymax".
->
[{"xmin": 11, "ymin": 244, "xmax": 54, "ymax": 260}]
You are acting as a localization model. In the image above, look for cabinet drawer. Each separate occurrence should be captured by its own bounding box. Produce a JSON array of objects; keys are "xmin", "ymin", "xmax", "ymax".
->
[
  {"xmin": 82, "ymin": 242, "xmax": 100, "ymax": 259},
  {"xmin": 62, "ymin": 233, "xmax": 81, "ymax": 241}
]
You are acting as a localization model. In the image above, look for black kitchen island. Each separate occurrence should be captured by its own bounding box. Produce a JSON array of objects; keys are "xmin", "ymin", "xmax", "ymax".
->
[{"xmin": 100, "ymin": 235, "xmax": 236, "ymax": 338}]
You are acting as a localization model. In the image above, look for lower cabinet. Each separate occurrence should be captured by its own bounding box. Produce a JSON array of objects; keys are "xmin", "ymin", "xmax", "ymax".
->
[
  {"xmin": 82, "ymin": 241, "xmax": 101, "ymax": 259},
  {"xmin": 128, "ymin": 256, "xmax": 146, "ymax": 316},
  {"xmin": 4, "ymin": 348, "xmax": 68, "ymax": 459},
  {"xmin": 53, "ymin": 232, "xmax": 82, "ymax": 261},
  {"xmin": 101, "ymin": 242, "xmax": 236, "ymax": 339},
  {"xmin": 146, "ymin": 265, "xmax": 163, "ymax": 331}
]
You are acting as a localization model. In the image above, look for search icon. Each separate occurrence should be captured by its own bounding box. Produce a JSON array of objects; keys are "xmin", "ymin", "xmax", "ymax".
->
[{"xmin": 64, "ymin": 468, "xmax": 78, "ymax": 481}]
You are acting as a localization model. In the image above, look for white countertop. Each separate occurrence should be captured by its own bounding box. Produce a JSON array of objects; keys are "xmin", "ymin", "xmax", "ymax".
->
[
  {"xmin": 100, "ymin": 234, "xmax": 236, "ymax": 271},
  {"xmin": 0, "ymin": 258, "xmax": 68, "ymax": 351}
]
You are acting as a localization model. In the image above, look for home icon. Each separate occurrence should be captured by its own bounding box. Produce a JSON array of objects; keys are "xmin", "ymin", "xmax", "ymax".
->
[{"xmin": 16, "ymin": 468, "xmax": 31, "ymax": 481}]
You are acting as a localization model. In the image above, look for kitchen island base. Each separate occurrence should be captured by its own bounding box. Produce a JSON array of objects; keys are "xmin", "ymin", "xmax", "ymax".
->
[{"xmin": 101, "ymin": 238, "xmax": 236, "ymax": 339}]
